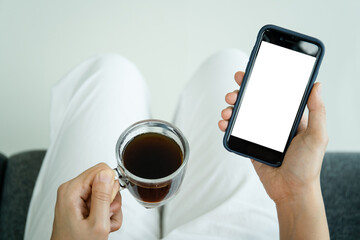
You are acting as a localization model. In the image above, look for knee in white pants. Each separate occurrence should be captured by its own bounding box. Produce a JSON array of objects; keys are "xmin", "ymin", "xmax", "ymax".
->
[
  {"xmin": 85, "ymin": 53, "xmax": 147, "ymax": 88},
  {"xmin": 181, "ymin": 48, "xmax": 249, "ymax": 104}
]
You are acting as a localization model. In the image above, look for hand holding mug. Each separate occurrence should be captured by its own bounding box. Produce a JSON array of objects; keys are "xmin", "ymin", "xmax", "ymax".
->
[
  {"xmin": 51, "ymin": 163, "xmax": 122, "ymax": 240},
  {"xmin": 51, "ymin": 119, "xmax": 189, "ymax": 240}
]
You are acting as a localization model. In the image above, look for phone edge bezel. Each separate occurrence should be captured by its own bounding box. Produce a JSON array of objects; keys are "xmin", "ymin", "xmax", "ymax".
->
[{"xmin": 223, "ymin": 24, "xmax": 325, "ymax": 167}]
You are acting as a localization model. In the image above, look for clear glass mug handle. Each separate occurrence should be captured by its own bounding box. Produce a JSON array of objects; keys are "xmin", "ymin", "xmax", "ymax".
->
[{"xmin": 113, "ymin": 168, "xmax": 128, "ymax": 190}]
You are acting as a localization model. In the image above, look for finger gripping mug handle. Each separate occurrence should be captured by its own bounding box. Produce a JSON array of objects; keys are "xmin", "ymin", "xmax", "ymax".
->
[{"xmin": 113, "ymin": 168, "xmax": 128, "ymax": 190}]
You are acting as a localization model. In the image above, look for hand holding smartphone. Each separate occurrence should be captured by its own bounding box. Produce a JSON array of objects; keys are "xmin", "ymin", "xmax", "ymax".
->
[{"xmin": 223, "ymin": 25, "xmax": 325, "ymax": 167}]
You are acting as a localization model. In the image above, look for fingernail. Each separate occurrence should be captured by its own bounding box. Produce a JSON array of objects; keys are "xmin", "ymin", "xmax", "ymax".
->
[
  {"xmin": 317, "ymin": 83, "xmax": 322, "ymax": 96},
  {"xmin": 98, "ymin": 170, "xmax": 113, "ymax": 183}
]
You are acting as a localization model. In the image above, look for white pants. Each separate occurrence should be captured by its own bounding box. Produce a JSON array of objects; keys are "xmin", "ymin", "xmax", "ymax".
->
[{"xmin": 25, "ymin": 50, "xmax": 279, "ymax": 240}]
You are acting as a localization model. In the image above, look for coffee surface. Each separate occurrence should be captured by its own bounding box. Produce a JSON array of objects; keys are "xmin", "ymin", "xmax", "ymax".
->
[{"xmin": 123, "ymin": 133, "xmax": 183, "ymax": 179}]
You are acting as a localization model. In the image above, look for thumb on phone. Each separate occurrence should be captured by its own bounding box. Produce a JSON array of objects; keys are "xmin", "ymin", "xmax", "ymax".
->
[{"xmin": 306, "ymin": 82, "xmax": 328, "ymax": 144}]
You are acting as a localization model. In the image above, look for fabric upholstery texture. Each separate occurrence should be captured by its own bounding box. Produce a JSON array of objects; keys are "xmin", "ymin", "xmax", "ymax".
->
[
  {"xmin": 0, "ymin": 151, "xmax": 359, "ymax": 240},
  {"xmin": 320, "ymin": 152, "xmax": 360, "ymax": 239},
  {"xmin": 0, "ymin": 150, "xmax": 46, "ymax": 240}
]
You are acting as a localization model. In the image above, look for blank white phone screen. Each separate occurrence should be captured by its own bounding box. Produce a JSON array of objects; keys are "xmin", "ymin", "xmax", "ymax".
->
[{"xmin": 231, "ymin": 41, "xmax": 316, "ymax": 152}]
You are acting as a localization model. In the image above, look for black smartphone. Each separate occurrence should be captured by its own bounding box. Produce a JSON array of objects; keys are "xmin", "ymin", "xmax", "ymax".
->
[{"xmin": 223, "ymin": 24, "xmax": 325, "ymax": 167}]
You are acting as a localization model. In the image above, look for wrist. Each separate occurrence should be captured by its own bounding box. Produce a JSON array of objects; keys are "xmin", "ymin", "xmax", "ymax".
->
[
  {"xmin": 276, "ymin": 183, "xmax": 322, "ymax": 222},
  {"xmin": 275, "ymin": 180, "xmax": 322, "ymax": 207},
  {"xmin": 275, "ymin": 181, "xmax": 329, "ymax": 240}
]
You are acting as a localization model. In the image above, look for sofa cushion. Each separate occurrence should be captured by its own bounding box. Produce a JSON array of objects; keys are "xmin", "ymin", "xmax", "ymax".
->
[
  {"xmin": 0, "ymin": 151, "xmax": 359, "ymax": 240},
  {"xmin": 321, "ymin": 152, "xmax": 360, "ymax": 240},
  {"xmin": 0, "ymin": 150, "xmax": 46, "ymax": 240}
]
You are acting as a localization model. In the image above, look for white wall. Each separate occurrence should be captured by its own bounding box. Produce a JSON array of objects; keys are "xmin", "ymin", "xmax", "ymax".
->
[{"xmin": 0, "ymin": 0, "xmax": 359, "ymax": 155}]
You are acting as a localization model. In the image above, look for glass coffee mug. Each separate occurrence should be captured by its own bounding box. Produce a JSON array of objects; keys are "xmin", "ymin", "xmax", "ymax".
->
[{"xmin": 113, "ymin": 119, "xmax": 189, "ymax": 208}]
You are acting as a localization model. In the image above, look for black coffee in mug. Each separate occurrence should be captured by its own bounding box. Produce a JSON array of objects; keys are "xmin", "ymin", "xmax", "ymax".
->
[{"xmin": 123, "ymin": 133, "xmax": 183, "ymax": 203}]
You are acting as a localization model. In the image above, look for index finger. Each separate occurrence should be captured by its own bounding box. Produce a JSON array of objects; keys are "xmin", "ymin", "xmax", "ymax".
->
[
  {"xmin": 234, "ymin": 71, "xmax": 245, "ymax": 86},
  {"xmin": 69, "ymin": 163, "xmax": 114, "ymax": 200},
  {"xmin": 78, "ymin": 163, "xmax": 113, "ymax": 182}
]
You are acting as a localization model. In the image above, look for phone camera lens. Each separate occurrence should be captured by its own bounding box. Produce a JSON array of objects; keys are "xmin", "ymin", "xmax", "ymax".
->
[{"xmin": 280, "ymin": 37, "xmax": 284, "ymax": 41}]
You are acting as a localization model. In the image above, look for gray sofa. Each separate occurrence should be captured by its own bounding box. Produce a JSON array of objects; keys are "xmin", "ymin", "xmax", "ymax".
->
[{"xmin": 0, "ymin": 151, "xmax": 359, "ymax": 240}]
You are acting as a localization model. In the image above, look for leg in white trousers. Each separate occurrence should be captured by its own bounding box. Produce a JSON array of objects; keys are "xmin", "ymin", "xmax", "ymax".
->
[
  {"xmin": 25, "ymin": 54, "xmax": 160, "ymax": 240},
  {"xmin": 162, "ymin": 49, "xmax": 279, "ymax": 239},
  {"xmin": 25, "ymin": 50, "xmax": 278, "ymax": 240}
]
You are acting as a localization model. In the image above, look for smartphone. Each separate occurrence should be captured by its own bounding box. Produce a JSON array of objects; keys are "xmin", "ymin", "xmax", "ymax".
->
[{"xmin": 223, "ymin": 24, "xmax": 325, "ymax": 167}]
